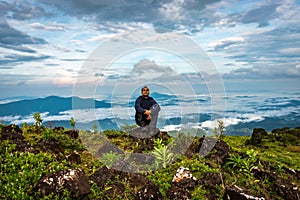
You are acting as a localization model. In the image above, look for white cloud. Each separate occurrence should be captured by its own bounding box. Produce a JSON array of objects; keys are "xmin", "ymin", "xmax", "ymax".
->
[
  {"xmin": 29, "ymin": 22, "xmax": 66, "ymax": 31},
  {"xmin": 71, "ymin": 40, "xmax": 85, "ymax": 46}
]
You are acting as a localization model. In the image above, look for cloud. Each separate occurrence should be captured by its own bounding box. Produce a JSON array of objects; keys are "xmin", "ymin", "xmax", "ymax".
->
[
  {"xmin": 223, "ymin": 64, "xmax": 300, "ymax": 79},
  {"xmin": 0, "ymin": 54, "xmax": 50, "ymax": 65},
  {"xmin": 0, "ymin": 44, "xmax": 37, "ymax": 53},
  {"xmin": 29, "ymin": 22, "xmax": 67, "ymax": 31},
  {"xmin": 0, "ymin": 19, "xmax": 46, "ymax": 46},
  {"xmin": 129, "ymin": 58, "xmax": 176, "ymax": 81},
  {"xmin": 233, "ymin": 2, "xmax": 280, "ymax": 27},
  {"xmin": 132, "ymin": 59, "xmax": 173, "ymax": 74},
  {"xmin": 209, "ymin": 36, "xmax": 245, "ymax": 51},
  {"xmin": 12, "ymin": 0, "xmax": 222, "ymax": 33},
  {"xmin": 0, "ymin": 73, "xmax": 35, "ymax": 85},
  {"xmin": 1, "ymin": 0, "xmax": 52, "ymax": 20}
]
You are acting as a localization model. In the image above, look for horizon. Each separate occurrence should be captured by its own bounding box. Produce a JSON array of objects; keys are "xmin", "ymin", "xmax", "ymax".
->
[{"xmin": 0, "ymin": 88, "xmax": 299, "ymax": 135}]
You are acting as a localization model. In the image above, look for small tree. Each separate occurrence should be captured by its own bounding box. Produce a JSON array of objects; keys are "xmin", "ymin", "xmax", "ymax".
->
[
  {"xmin": 213, "ymin": 120, "xmax": 225, "ymax": 140},
  {"xmin": 70, "ymin": 117, "xmax": 75, "ymax": 130},
  {"xmin": 33, "ymin": 112, "xmax": 43, "ymax": 127},
  {"xmin": 93, "ymin": 123, "xmax": 98, "ymax": 134}
]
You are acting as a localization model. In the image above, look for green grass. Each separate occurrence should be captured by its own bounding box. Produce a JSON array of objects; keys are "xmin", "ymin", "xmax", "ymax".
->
[{"xmin": 0, "ymin": 122, "xmax": 299, "ymax": 199}]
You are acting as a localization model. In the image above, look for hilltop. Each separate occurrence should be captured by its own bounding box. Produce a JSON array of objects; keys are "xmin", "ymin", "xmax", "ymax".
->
[{"xmin": 0, "ymin": 119, "xmax": 299, "ymax": 199}]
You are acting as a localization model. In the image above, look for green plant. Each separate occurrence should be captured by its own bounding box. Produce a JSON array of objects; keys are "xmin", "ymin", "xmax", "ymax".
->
[
  {"xmin": 154, "ymin": 138, "xmax": 164, "ymax": 148},
  {"xmin": 212, "ymin": 120, "xmax": 225, "ymax": 140},
  {"xmin": 152, "ymin": 145, "xmax": 174, "ymax": 168},
  {"xmin": 33, "ymin": 112, "xmax": 43, "ymax": 127},
  {"xmin": 245, "ymin": 149, "xmax": 257, "ymax": 164},
  {"xmin": 225, "ymin": 149, "xmax": 258, "ymax": 178},
  {"xmin": 93, "ymin": 123, "xmax": 98, "ymax": 134},
  {"xmin": 70, "ymin": 117, "xmax": 75, "ymax": 130},
  {"xmin": 99, "ymin": 151, "xmax": 123, "ymax": 168},
  {"xmin": 42, "ymin": 128, "xmax": 52, "ymax": 140},
  {"xmin": 226, "ymin": 154, "xmax": 243, "ymax": 169},
  {"xmin": 241, "ymin": 159, "xmax": 255, "ymax": 177}
]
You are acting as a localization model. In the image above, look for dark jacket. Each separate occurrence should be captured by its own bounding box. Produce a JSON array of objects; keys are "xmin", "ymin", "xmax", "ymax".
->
[{"xmin": 135, "ymin": 96, "xmax": 160, "ymax": 114}]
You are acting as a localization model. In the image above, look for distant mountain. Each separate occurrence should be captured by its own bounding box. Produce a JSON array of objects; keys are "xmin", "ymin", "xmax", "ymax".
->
[
  {"xmin": 0, "ymin": 96, "xmax": 111, "ymax": 117},
  {"xmin": 151, "ymin": 92, "xmax": 177, "ymax": 99}
]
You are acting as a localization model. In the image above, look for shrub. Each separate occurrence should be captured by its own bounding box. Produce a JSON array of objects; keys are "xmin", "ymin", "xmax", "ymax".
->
[
  {"xmin": 99, "ymin": 151, "xmax": 123, "ymax": 168},
  {"xmin": 152, "ymin": 145, "xmax": 175, "ymax": 169}
]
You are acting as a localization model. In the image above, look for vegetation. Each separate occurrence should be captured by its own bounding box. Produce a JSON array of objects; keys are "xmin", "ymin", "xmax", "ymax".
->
[
  {"xmin": 212, "ymin": 119, "xmax": 226, "ymax": 140},
  {"xmin": 0, "ymin": 114, "xmax": 299, "ymax": 199}
]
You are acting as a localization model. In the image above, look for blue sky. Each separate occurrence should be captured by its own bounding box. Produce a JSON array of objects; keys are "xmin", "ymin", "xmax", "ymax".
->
[{"xmin": 0, "ymin": 0, "xmax": 300, "ymax": 98}]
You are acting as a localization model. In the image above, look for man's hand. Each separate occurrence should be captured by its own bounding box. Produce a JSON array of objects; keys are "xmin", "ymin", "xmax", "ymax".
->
[
  {"xmin": 144, "ymin": 110, "xmax": 151, "ymax": 116},
  {"xmin": 147, "ymin": 115, "xmax": 152, "ymax": 120}
]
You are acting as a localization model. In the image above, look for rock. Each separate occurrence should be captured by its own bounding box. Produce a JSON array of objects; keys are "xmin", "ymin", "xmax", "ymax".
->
[
  {"xmin": 132, "ymin": 138, "xmax": 155, "ymax": 153},
  {"xmin": 199, "ymin": 172, "xmax": 222, "ymax": 189},
  {"xmin": 53, "ymin": 126, "xmax": 65, "ymax": 132},
  {"xmin": 273, "ymin": 182, "xmax": 299, "ymax": 200},
  {"xmin": 95, "ymin": 142, "xmax": 124, "ymax": 157},
  {"xmin": 89, "ymin": 166, "xmax": 120, "ymax": 189},
  {"xmin": 172, "ymin": 166, "xmax": 197, "ymax": 183},
  {"xmin": 198, "ymin": 172, "xmax": 222, "ymax": 200},
  {"xmin": 64, "ymin": 129, "xmax": 79, "ymax": 139},
  {"xmin": 223, "ymin": 185, "xmax": 265, "ymax": 200},
  {"xmin": 127, "ymin": 173, "xmax": 152, "ymax": 188},
  {"xmin": 90, "ymin": 166, "xmax": 162, "ymax": 199},
  {"xmin": 106, "ymin": 182, "xmax": 126, "ymax": 198},
  {"xmin": 35, "ymin": 138, "xmax": 64, "ymax": 154},
  {"xmin": 167, "ymin": 166, "xmax": 197, "ymax": 200},
  {"xmin": 37, "ymin": 168, "xmax": 90, "ymax": 197},
  {"xmin": 111, "ymin": 157, "xmax": 137, "ymax": 173},
  {"xmin": 129, "ymin": 153, "xmax": 155, "ymax": 169},
  {"xmin": 204, "ymin": 139, "xmax": 232, "ymax": 164},
  {"xmin": 155, "ymin": 131, "xmax": 171, "ymax": 140},
  {"xmin": 282, "ymin": 166, "xmax": 300, "ymax": 179},
  {"xmin": 184, "ymin": 137, "xmax": 203, "ymax": 158},
  {"xmin": 0, "ymin": 124, "xmax": 24, "ymax": 140},
  {"xmin": 67, "ymin": 151, "xmax": 81, "ymax": 164},
  {"xmin": 167, "ymin": 186, "xmax": 191, "ymax": 200},
  {"xmin": 0, "ymin": 124, "xmax": 33, "ymax": 152},
  {"xmin": 253, "ymin": 168, "xmax": 299, "ymax": 200},
  {"xmin": 245, "ymin": 128, "xmax": 267, "ymax": 146},
  {"xmin": 135, "ymin": 183, "xmax": 164, "ymax": 200}
]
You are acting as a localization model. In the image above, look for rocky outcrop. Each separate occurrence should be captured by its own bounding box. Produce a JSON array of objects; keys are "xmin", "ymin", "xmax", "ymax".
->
[
  {"xmin": 204, "ymin": 139, "xmax": 232, "ymax": 164},
  {"xmin": 90, "ymin": 166, "xmax": 163, "ymax": 200},
  {"xmin": 37, "ymin": 168, "xmax": 90, "ymax": 197},
  {"xmin": 167, "ymin": 166, "xmax": 197, "ymax": 200},
  {"xmin": 253, "ymin": 168, "xmax": 299, "ymax": 200},
  {"xmin": 245, "ymin": 128, "xmax": 268, "ymax": 146},
  {"xmin": 135, "ymin": 183, "xmax": 164, "ymax": 200},
  {"xmin": 0, "ymin": 124, "xmax": 32, "ymax": 152},
  {"xmin": 200, "ymin": 172, "xmax": 223, "ymax": 199}
]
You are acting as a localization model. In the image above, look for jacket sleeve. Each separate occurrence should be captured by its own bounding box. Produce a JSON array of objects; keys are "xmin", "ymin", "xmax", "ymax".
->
[{"xmin": 135, "ymin": 97, "xmax": 146, "ymax": 113}]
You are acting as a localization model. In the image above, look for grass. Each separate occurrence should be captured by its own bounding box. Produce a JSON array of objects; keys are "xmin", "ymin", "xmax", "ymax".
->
[{"xmin": 0, "ymin": 120, "xmax": 299, "ymax": 199}]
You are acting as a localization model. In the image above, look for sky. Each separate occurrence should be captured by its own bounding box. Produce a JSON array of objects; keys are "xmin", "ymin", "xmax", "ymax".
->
[{"xmin": 0, "ymin": 0, "xmax": 300, "ymax": 99}]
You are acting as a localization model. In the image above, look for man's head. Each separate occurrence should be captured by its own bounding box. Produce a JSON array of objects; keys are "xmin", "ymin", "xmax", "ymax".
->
[{"xmin": 141, "ymin": 86, "xmax": 150, "ymax": 98}]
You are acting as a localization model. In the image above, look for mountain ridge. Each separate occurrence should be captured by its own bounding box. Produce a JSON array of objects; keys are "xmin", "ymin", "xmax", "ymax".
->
[{"xmin": 0, "ymin": 95, "xmax": 111, "ymax": 117}]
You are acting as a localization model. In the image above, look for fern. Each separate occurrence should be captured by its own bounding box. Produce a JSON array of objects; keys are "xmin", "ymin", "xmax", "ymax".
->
[
  {"xmin": 99, "ymin": 151, "xmax": 122, "ymax": 168},
  {"xmin": 152, "ymin": 145, "xmax": 174, "ymax": 168}
]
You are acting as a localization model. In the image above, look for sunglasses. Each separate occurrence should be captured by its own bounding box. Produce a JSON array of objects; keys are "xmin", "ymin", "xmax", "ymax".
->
[{"xmin": 142, "ymin": 89, "xmax": 149, "ymax": 91}]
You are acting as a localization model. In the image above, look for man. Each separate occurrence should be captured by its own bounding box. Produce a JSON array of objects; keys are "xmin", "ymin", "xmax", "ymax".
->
[{"xmin": 135, "ymin": 86, "xmax": 160, "ymax": 134}]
